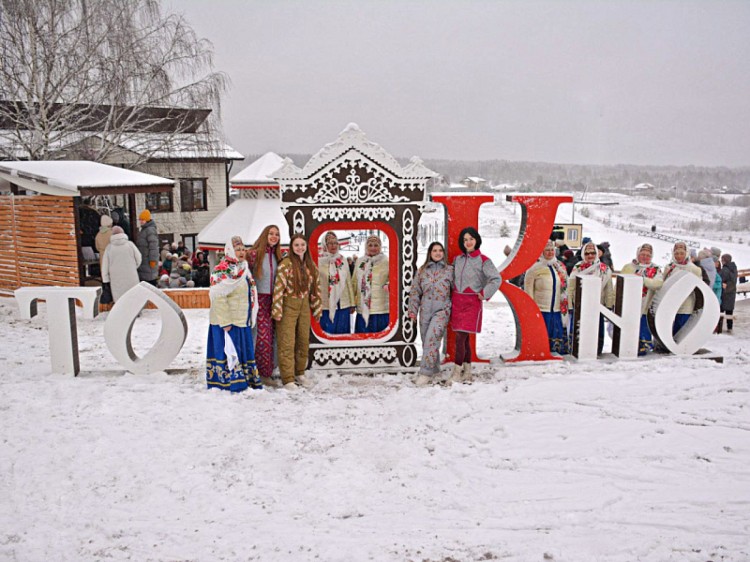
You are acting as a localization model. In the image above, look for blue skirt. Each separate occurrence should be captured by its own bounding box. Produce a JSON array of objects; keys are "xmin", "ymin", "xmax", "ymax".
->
[
  {"xmin": 355, "ymin": 313, "xmax": 389, "ymax": 334},
  {"xmin": 206, "ymin": 324, "xmax": 261, "ymax": 392},
  {"xmin": 673, "ymin": 313, "xmax": 691, "ymax": 337},
  {"xmin": 542, "ymin": 311, "xmax": 569, "ymax": 355},
  {"xmin": 320, "ymin": 304, "xmax": 351, "ymax": 334},
  {"xmin": 638, "ymin": 315, "xmax": 654, "ymax": 356}
]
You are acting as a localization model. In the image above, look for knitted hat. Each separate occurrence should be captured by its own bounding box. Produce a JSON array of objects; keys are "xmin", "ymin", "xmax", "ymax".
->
[
  {"xmin": 139, "ymin": 209, "xmax": 151, "ymax": 221},
  {"xmin": 100, "ymin": 214, "xmax": 113, "ymax": 227},
  {"xmin": 711, "ymin": 246, "xmax": 721, "ymax": 259},
  {"xmin": 112, "ymin": 226, "xmax": 124, "ymax": 235}
]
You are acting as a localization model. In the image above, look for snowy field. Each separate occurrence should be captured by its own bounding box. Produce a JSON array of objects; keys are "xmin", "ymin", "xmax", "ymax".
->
[{"xmin": 2, "ymin": 195, "xmax": 750, "ymax": 561}]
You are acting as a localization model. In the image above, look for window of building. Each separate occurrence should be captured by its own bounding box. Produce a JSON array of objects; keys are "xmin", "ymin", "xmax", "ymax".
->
[
  {"xmin": 145, "ymin": 190, "xmax": 174, "ymax": 212},
  {"xmin": 182, "ymin": 234, "xmax": 198, "ymax": 253},
  {"xmin": 179, "ymin": 178, "xmax": 208, "ymax": 212}
]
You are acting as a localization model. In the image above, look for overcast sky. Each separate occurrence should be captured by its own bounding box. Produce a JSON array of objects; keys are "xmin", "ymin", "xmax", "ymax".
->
[{"xmin": 167, "ymin": 0, "xmax": 750, "ymax": 167}]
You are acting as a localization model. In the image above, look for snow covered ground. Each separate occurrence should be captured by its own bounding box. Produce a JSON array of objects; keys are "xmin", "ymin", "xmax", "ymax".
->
[{"xmin": 2, "ymin": 194, "xmax": 750, "ymax": 561}]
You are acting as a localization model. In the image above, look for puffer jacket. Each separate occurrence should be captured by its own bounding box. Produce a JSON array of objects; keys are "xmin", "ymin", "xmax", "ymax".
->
[
  {"xmin": 209, "ymin": 277, "xmax": 257, "ymax": 328},
  {"xmin": 524, "ymin": 260, "xmax": 567, "ymax": 313},
  {"xmin": 352, "ymin": 255, "xmax": 390, "ymax": 315},
  {"xmin": 720, "ymin": 261, "xmax": 738, "ymax": 310},
  {"xmin": 661, "ymin": 261, "xmax": 702, "ymax": 314},
  {"xmin": 568, "ymin": 261, "xmax": 615, "ymax": 309},
  {"xmin": 101, "ymin": 233, "xmax": 141, "ymax": 302},
  {"xmin": 136, "ymin": 220, "xmax": 159, "ymax": 281},
  {"xmin": 620, "ymin": 262, "xmax": 663, "ymax": 315}
]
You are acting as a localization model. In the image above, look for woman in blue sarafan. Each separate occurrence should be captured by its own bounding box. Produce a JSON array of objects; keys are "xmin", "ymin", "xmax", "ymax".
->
[
  {"xmin": 524, "ymin": 239, "xmax": 570, "ymax": 355},
  {"xmin": 206, "ymin": 235, "xmax": 262, "ymax": 392}
]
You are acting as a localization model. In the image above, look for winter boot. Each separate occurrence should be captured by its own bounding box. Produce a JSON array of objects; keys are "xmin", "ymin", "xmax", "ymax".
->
[
  {"xmin": 296, "ymin": 374, "xmax": 313, "ymax": 388},
  {"xmin": 462, "ymin": 362, "xmax": 473, "ymax": 384},
  {"xmin": 451, "ymin": 364, "xmax": 463, "ymax": 384},
  {"xmin": 414, "ymin": 374, "xmax": 432, "ymax": 387}
]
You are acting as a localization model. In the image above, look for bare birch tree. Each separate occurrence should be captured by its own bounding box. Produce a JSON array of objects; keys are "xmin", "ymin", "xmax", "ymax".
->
[{"xmin": 0, "ymin": 0, "xmax": 228, "ymax": 163}]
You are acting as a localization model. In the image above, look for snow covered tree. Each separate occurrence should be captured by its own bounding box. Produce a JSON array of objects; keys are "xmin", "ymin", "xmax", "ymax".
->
[{"xmin": 0, "ymin": 0, "xmax": 228, "ymax": 163}]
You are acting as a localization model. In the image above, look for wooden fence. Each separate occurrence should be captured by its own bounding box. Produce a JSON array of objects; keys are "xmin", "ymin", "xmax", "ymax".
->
[
  {"xmin": 98, "ymin": 288, "xmax": 210, "ymax": 311},
  {"xmin": 0, "ymin": 195, "xmax": 79, "ymax": 291}
]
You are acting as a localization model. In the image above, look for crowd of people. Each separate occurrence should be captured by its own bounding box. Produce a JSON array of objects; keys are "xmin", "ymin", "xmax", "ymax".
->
[
  {"xmin": 93, "ymin": 210, "xmax": 739, "ymax": 393},
  {"xmin": 203, "ymin": 224, "xmax": 739, "ymax": 393}
]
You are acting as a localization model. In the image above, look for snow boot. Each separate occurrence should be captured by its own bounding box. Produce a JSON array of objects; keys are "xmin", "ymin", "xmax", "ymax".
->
[
  {"xmin": 462, "ymin": 362, "xmax": 473, "ymax": 384},
  {"xmin": 451, "ymin": 364, "xmax": 463, "ymax": 384},
  {"xmin": 414, "ymin": 374, "xmax": 432, "ymax": 387}
]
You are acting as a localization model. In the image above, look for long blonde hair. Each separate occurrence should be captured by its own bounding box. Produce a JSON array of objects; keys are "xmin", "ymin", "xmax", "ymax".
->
[{"xmin": 250, "ymin": 224, "xmax": 284, "ymax": 281}]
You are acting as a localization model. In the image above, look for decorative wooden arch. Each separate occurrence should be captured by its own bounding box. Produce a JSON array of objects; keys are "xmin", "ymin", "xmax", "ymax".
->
[{"xmin": 274, "ymin": 123, "xmax": 436, "ymax": 370}]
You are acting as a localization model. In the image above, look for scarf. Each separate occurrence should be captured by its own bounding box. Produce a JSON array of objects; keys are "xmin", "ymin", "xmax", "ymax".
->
[
  {"xmin": 356, "ymin": 252, "xmax": 386, "ymax": 323},
  {"xmin": 321, "ymin": 250, "xmax": 346, "ymax": 314},
  {"xmin": 630, "ymin": 259, "xmax": 660, "ymax": 297},
  {"xmin": 209, "ymin": 239, "xmax": 259, "ymax": 326}
]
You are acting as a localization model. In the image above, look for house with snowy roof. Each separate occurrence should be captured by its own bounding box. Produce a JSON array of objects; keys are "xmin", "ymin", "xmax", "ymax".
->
[
  {"xmin": 462, "ymin": 176, "xmax": 489, "ymax": 191},
  {"xmin": 0, "ymin": 104, "xmax": 243, "ymax": 252},
  {"xmin": 197, "ymin": 152, "xmax": 289, "ymax": 255}
]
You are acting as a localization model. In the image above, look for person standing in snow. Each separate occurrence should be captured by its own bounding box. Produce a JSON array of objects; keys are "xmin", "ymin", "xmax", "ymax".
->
[
  {"xmin": 318, "ymin": 231, "xmax": 355, "ymax": 334},
  {"xmin": 718, "ymin": 254, "xmax": 738, "ymax": 334},
  {"xmin": 271, "ymin": 234, "xmax": 322, "ymax": 391},
  {"xmin": 450, "ymin": 227, "xmax": 501, "ymax": 384},
  {"xmin": 408, "ymin": 241, "xmax": 453, "ymax": 386},
  {"xmin": 101, "ymin": 226, "xmax": 141, "ymax": 303},
  {"xmin": 352, "ymin": 235, "xmax": 390, "ymax": 333},
  {"xmin": 620, "ymin": 243, "xmax": 663, "ymax": 355},
  {"xmin": 206, "ymin": 235, "xmax": 261, "ymax": 393},
  {"xmin": 524, "ymin": 240, "xmax": 569, "ymax": 355},
  {"xmin": 247, "ymin": 225, "xmax": 284, "ymax": 387},
  {"xmin": 661, "ymin": 241, "xmax": 702, "ymax": 337},
  {"xmin": 95, "ymin": 214, "xmax": 113, "ymax": 269},
  {"xmin": 568, "ymin": 240, "xmax": 615, "ymax": 355},
  {"xmin": 135, "ymin": 209, "xmax": 159, "ymax": 285}
]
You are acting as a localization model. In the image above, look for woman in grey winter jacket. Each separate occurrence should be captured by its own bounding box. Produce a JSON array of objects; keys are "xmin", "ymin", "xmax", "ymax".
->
[
  {"xmin": 450, "ymin": 227, "xmax": 501, "ymax": 384},
  {"xmin": 408, "ymin": 242, "xmax": 453, "ymax": 386},
  {"xmin": 101, "ymin": 226, "xmax": 142, "ymax": 302}
]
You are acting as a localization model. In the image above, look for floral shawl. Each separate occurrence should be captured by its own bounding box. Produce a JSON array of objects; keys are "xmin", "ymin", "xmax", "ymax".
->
[
  {"xmin": 355, "ymin": 252, "xmax": 386, "ymax": 324},
  {"xmin": 321, "ymin": 250, "xmax": 346, "ymax": 314}
]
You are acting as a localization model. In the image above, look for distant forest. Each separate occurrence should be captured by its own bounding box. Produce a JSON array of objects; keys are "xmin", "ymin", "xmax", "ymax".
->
[{"xmin": 238, "ymin": 153, "xmax": 750, "ymax": 193}]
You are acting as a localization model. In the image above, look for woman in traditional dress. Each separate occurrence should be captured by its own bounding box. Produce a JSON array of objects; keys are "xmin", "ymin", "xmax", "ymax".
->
[
  {"xmin": 272, "ymin": 234, "xmax": 323, "ymax": 390},
  {"xmin": 450, "ymin": 227, "xmax": 501, "ymax": 384},
  {"xmin": 620, "ymin": 243, "xmax": 663, "ymax": 355},
  {"xmin": 408, "ymin": 241, "xmax": 453, "ymax": 386},
  {"xmin": 352, "ymin": 235, "xmax": 390, "ymax": 333},
  {"xmin": 318, "ymin": 231, "xmax": 355, "ymax": 334},
  {"xmin": 206, "ymin": 236, "xmax": 261, "ymax": 393},
  {"xmin": 661, "ymin": 241, "xmax": 702, "ymax": 336},
  {"xmin": 568, "ymin": 240, "xmax": 615, "ymax": 355},
  {"xmin": 524, "ymin": 239, "xmax": 569, "ymax": 355},
  {"xmin": 247, "ymin": 225, "xmax": 284, "ymax": 386}
]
